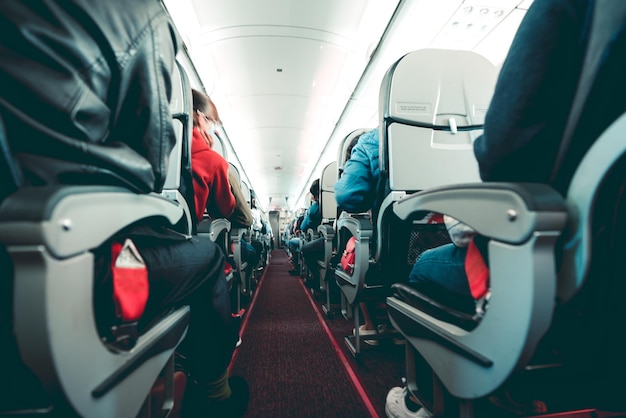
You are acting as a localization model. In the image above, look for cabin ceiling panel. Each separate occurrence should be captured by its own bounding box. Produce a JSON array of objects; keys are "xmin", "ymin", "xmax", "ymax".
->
[
  {"xmin": 205, "ymin": 37, "xmax": 350, "ymax": 98},
  {"xmin": 191, "ymin": 0, "xmax": 370, "ymax": 36},
  {"xmin": 237, "ymin": 126, "xmax": 322, "ymax": 176},
  {"xmin": 228, "ymin": 95, "xmax": 335, "ymax": 135}
]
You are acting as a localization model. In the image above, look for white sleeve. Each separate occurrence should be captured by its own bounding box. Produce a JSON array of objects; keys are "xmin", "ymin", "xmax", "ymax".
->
[{"xmin": 444, "ymin": 215, "xmax": 475, "ymax": 247}]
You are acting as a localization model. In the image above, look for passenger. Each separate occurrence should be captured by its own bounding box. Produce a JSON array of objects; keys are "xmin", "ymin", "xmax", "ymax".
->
[
  {"xmin": 263, "ymin": 218, "xmax": 275, "ymax": 251},
  {"xmin": 230, "ymin": 172, "xmax": 261, "ymax": 274},
  {"xmin": 385, "ymin": 0, "xmax": 590, "ymax": 416},
  {"xmin": 249, "ymin": 196, "xmax": 265, "ymax": 268},
  {"xmin": 335, "ymin": 129, "xmax": 385, "ymax": 224},
  {"xmin": 191, "ymin": 89, "xmax": 259, "ymax": 272},
  {"xmin": 301, "ymin": 129, "xmax": 362, "ymax": 281},
  {"xmin": 289, "ymin": 179, "xmax": 322, "ymax": 275},
  {"xmin": 0, "ymin": 2, "xmax": 248, "ymax": 417},
  {"xmin": 334, "ymin": 128, "xmax": 386, "ymax": 341},
  {"xmin": 287, "ymin": 213, "xmax": 305, "ymax": 272},
  {"xmin": 190, "ymin": 89, "xmax": 236, "ymax": 223},
  {"xmin": 251, "ymin": 196, "xmax": 264, "ymax": 233},
  {"xmin": 296, "ymin": 179, "xmax": 323, "ymax": 279}
]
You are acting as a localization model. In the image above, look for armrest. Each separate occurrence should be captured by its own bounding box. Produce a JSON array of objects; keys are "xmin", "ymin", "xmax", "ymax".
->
[
  {"xmin": 390, "ymin": 283, "xmax": 481, "ymax": 331},
  {"xmin": 0, "ymin": 185, "xmax": 189, "ymax": 417},
  {"xmin": 317, "ymin": 223, "xmax": 335, "ymax": 239},
  {"xmin": 0, "ymin": 185, "xmax": 183, "ymax": 258},
  {"xmin": 198, "ymin": 217, "xmax": 231, "ymax": 242},
  {"xmin": 393, "ymin": 182, "xmax": 567, "ymax": 245},
  {"xmin": 230, "ymin": 227, "xmax": 250, "ymax": 288},
  {"xmin": 334, "ymin": 213, "xmax": 374, "ymax": 304},
  {"xmin": 387, "ymin": 182, "xmax": 568, "ymax": 399},
  {"xmin": 317, "ymin": 223, "xmax": 336, "ymax": 269}
]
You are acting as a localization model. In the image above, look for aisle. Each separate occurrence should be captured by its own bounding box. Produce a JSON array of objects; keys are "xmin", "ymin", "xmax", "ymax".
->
[{"xmin": 229, "ymin": 250, "xmax": 375, "ymax": 417}]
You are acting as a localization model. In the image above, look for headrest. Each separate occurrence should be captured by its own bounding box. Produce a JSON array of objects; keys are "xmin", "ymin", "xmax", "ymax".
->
[
  {"xmin": 380, "ymin": 49, "xmax": 497, "ymax": 128},
  {"xmin": 310, "ymin": 179, "xmax": 320, "ymax": 197},
  {"xmin": 169, "ymin": 61, "xmax": 185, "ymax": 115},
  {"xmin": 320, "ymin": 161, "xmax": 338, "ymax": 220}
]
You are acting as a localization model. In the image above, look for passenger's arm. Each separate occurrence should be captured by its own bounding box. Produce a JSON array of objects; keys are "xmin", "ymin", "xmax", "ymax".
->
[{"xmin": 228, "ymin": 170, "xmax": 253, "ymax": 227}]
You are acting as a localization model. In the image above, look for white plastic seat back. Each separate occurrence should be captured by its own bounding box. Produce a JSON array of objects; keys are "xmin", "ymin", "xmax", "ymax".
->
[
  {"xmin": 337, "ymin": 128, "xmax": 369, "ymax": 175},
  {"xmin": 162, "ymin": 60, "xmax": 194, "ymax": 233},
  {"xmin": 320, "ymin": 161, "xmax": 338, "ymax": 222},
  {"xmin": 211, "ymin": 129, "xmax": 227, "ymax": 159},
  {"xmin": 380, "ymin": 49, "xmax": 497, "ymax": 192},
  {"xmin": 164, "ymin": 61, "xmax": 186, "ymax": 191},
  {"xmin": 229, "ymin": 162, "xmax": 241, "ymax": 186}
]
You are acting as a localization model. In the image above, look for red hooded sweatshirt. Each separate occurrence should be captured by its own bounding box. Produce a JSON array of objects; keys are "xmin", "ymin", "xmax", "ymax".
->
[{"xmin": 191, "ymin": 127, "xmax": 235, "ymax": 222}]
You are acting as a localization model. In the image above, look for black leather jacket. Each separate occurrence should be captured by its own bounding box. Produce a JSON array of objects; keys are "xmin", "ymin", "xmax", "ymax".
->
[{"xmin": 0, "ymin": 0, "xmax": 179, "ymax": 193}]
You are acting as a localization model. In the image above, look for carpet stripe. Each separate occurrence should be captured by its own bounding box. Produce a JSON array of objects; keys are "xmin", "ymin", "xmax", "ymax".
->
[{"xmin": 297, "ymin": 277, "xmax": 379, "ymax": 418}]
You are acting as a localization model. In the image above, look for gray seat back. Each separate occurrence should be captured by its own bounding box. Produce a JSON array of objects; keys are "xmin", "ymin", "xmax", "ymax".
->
[
  {"xmin": 379, "ymin": 49, "xmax": 497, "ymax": 193},
  {"xmin": 376, "ymin": 49, "xmax": 498, "ymax": 268},
  {"xmin": 162, "ymin": 60, "xmax": 195, "ymax": 233},
  {"xmin": 319, "ymin": 161, "xmax": 338, "ymax": 222}
]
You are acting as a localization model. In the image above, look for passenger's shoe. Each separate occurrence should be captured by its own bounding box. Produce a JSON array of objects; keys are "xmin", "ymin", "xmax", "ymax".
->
[
  {"xmin": 353, "ymin": 325, "xmax": 379, "ymax": 346},
  {"xmin": 183, "ymin": 376, "xmax": 249, "ymax": 418},
  {"xmin": 385, "ymin": 387, "xmax": 433, "ymax": 418},
  {"xmin": 209, "ymin": 376, "xmax": 249, "ymax": 418}
]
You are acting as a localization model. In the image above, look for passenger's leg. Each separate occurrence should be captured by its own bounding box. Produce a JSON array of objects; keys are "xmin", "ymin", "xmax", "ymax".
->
[
  {"xmin": 241, "ymin": 240, "xmax": 259, "ymax": 274},
  {"xmin": 408, "ymin": 243, "xmax": 473, "ymax": 309},
  {"xmin": 287, "ymin": 238, "xmax": 300, "ymax": 274},
  {"xmin": 135, "ymin": 236, "xmax": 248, "ymax": 415},
  {"xmin": 301, "ymin": 237, "xmax": 324, "ymax": 282},
  {"xmin": 249, "ymin": 239, "xmax": 263, "ymax": 267}
]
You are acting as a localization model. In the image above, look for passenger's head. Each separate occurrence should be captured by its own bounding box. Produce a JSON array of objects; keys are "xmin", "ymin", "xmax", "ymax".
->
[
  {"xmin": 310, "ymin": 178, "xmax": 320, "ymax": 200},
  {"xmin": 192, "ymin": 88, "xmax": 221, "ymax": 148},
  {"xmin": 345, "ymin": 134, "xmax": 361, "ymax": 162},
  {"xmin": 339, "ymin": 131, "xmax": 366, "ymax": 177}
]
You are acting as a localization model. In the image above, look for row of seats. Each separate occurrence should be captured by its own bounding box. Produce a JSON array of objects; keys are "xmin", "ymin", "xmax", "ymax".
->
[
  {"xmin": 297, "ymin": 49, "xmax": 497, "ymax": 356},
  {"xmin": 294, "ymin": 3, "xmax": 626, "ymax": 412}
]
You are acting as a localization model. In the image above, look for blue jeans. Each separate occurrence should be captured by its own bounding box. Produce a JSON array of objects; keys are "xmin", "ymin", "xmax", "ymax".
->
[
  {"xmin": 287, "ymin": 237, "xmax": 300, "ymax": 264},
  {"xmin": 242, "ymin": 240, "xmax": 259, "ymax": 266},
  {"xmin": 301, "ymin": 237, "xmax": 324, "ymax": 279},
  {"xmin": 409, "ymin": 243, "xmax": 471, "ymax": 300}
]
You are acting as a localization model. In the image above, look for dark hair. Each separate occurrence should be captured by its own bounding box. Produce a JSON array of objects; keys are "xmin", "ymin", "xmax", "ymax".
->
[
  {"xmin": 310, "ymin": 178, "xmax": 320, "ymax": 197},
  {"xmin": 345, "ymin": 134, "xmax": 361, "ymax": 162},
  {"xmin": 192, "ymin": 88, "xmax": 209, "ymax": 114},
  {"xmin": 191, "ymin": 89, "xmax": 221, "ymax": 126}
]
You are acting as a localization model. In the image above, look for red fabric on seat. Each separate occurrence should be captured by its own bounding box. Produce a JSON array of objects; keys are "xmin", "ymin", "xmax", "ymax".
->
[
  {"xmin": 111, "ymin": 241, "xmax": 149, "ymax": 322},
  {"xmin": 465, "ymin": 237, "xmax": 489, "ymax": 300}
]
